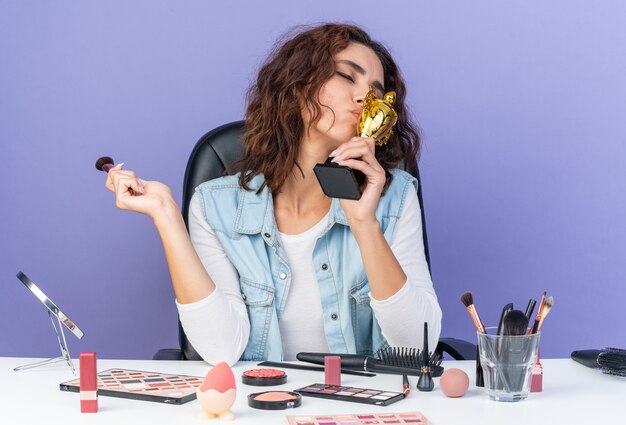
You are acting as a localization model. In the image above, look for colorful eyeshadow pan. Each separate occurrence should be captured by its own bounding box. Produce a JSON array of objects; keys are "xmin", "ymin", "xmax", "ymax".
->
[
  {"xmin": 294, "ymin": 383, "xmax": 405, "ymax": 406},
  {"xmin": 286, "ymin": 412, "xmax": 431, "ymax": 425},
  {"xmin": 59, "ymin": 368, "xmax": 203, "ymax": 404}
]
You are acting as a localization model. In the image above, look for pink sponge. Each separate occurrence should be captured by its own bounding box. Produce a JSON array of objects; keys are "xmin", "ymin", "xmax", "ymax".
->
[{"xmin": 200, "ymin": 362, "xmax": 236, "ymax": 393}]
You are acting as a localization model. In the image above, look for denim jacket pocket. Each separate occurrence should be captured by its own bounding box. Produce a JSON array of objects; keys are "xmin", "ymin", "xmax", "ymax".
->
[
  {"xmin": 239, "ymin": 277, "xmax": 275, "ymax": 361},
  {"xmin": 239, "ymin": 277, "xmax": 274, "ymax": 307},
  {"xmin": 349, "ymin": 278, "xmax": 376, "ymax": 355},
  {"xmin": 350, "ymin": 277, "xmax": 370, "ymax": 304}
]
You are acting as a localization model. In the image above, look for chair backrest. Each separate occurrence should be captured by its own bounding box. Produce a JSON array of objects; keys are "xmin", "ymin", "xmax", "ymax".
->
[{"xmin": 178, "ymin": 120, "xmax": 431, "ymax": 360}]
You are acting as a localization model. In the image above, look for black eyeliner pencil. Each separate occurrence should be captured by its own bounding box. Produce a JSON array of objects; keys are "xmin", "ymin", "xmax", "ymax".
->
[{"xmin": 257, "ymin": 361, "xmax": 376, "ymax": 377}]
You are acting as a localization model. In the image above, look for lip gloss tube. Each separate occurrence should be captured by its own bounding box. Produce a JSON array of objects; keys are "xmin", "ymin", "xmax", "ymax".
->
[{"xmin": 80, "ymin": 352, "xmax": 98, "ymax": 413}]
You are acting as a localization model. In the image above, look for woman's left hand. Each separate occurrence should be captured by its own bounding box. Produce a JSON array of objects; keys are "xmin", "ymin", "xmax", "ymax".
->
[{"xmin": 330, "ymin": 136, "xmax": 386, "ymax": 227}]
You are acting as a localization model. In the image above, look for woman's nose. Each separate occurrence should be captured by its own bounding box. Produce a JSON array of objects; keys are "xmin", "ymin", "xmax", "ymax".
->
[{"xmin": 354, "ymin": 90, "xmax": 367, "ymax": 104}]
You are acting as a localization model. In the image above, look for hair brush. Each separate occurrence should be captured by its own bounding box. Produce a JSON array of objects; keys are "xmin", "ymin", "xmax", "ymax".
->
[
  {"xmin": 377, "ymin": 346, "xmax": 444, "ymax": 378},
  {"xmin": 296, "ymin": 348, "xmax": 443, "ymax": 377},
  {"xmin": 571, "ymin": 347, "xmax": 626, "ymax": 377}
]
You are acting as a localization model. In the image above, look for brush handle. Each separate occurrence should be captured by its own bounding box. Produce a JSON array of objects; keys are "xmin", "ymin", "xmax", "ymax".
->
[
  {"xmin": 524, "ymin": 299, "xmax": 537, "ymax": 321},
  {"xmin": 570, "ymin": 350, "xmax": 602, "ymax": 369},
  {"xmin": 257, "ymin": 361, "xmax": 376, "ymax": 377},
  {"xmin": 496, "ymin": 303, "xmax": 514, "ymax": 335},
  {"xmin": 296, "ymin": 352, "xmax": 422, "ymax": 376}
]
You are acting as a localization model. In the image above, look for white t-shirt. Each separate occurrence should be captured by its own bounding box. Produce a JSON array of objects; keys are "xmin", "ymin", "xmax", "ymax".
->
[{"xmin": 177, "ymin": 188, "xmax": 442, "ymax": 364}]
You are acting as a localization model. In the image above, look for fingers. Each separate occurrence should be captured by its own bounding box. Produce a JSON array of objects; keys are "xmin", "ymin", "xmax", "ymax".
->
[
  {"xmin": 105, "ymin": 164, "xmax": 146, "ymax": 204},
  {"xmin": 333, "ymin": 158, "xmax": 378, "ymax": 176},
  {"xmin": 330, "ymin": 137, "xmax": 377, "ymax": 166}
]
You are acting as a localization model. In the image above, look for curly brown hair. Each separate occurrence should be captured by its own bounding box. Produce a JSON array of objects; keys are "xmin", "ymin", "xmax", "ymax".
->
[{"xmin": 237, "ymin": 23, "xmax": 421, "ymax": 193}]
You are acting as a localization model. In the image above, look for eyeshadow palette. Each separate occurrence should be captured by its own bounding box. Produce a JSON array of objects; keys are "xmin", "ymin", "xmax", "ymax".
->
[
  {"xmin": 286, "ymin": 411, "xmax": 432, "ymax": 425},
  {"xmin": 59, "ymin": 368, "xmax": 203, "ymax": 404},
  {"xmin": 294, "ymin": 383, "xmax": 405, "ymax": 406}
]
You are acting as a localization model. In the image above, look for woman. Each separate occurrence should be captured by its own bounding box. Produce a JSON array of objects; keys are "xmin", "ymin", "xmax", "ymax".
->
[{"xmin": 105, "ymin": 23, "xmax": 442, "ymax": 365}]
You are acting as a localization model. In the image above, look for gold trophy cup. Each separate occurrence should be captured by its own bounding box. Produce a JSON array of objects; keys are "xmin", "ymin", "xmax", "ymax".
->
[{"xmin": 314, "ymin": 86, "xmax": 399, "ymax": 199}]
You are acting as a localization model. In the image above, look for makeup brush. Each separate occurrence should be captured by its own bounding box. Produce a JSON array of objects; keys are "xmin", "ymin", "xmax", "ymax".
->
[
  {"xmin": 460, "ymin": 291, "xmax": 486, "ymax": 334},
  {"xmin": 502, "ymin": 309, "xmax": 530, "ymax": 336},
  {"xmin": 460, "ymin": 291, "xmax": 486, "ymax": 387},
  {"xmin": 416, "ymin": 322, "xmax": 434, "ymax": 391},
  {"xmin": 95, "ymin": 156, "xmax": 115, "ymax": 172},
  {"xmin": 496, "ymin": 303, "xmax": 514, "ymax": 335},
  {"xmin": 499, "ymin": 309, "xmax": 531, "ymax": 392},
  {"xmin": 524, "ymin": 299, "xmax": 537, "ymax": 321},
  {"xmin": 529, "ymin": 291, "xmax": 547, "ymax": 334},
  {"xmin": 536, "ymin": 296, "xmax": 554, "ymax": 332},
  {"xmin": 571, "ymin": 348, "xmax": 626, "ymax": 377},
  {"xmin": 402, "ymin": 374, "xmax": 410, "ymax": 397},
  {"xmin": 376, "ymin": 347, "xmax": 443, "ymax": 377}
]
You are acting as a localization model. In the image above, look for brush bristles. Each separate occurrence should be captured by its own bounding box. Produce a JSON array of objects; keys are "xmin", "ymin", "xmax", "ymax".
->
[
  {"xmin": 376, "ymin": 347, "xmax": 443, "ymax": 370},
  {"xmin": 460, "ymin": 291, "xmax": 474, "ymax": 307},
  {"xmin": 502, "ymin": 310, "xmax": 529, "ymax": 336},
  {"xmin": 598, "ymin": 347, "xmax": 626, "ymax": 370},
  {"xmin": 541, "ymin": 296, "xmax": 554, "ymax": 316},
  {"xmin": 95, "ymin": 156, "xmax": 114, "ymax": 171}
]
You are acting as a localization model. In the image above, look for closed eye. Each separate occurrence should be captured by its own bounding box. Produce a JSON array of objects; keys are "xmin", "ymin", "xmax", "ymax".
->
[{"xmin": 336, "ymin": 71, "xmax": 355, "ymax": 83}]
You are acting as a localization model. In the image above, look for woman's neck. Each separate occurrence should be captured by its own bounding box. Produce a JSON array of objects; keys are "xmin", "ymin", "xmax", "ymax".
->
[{"xmin": 272, "ymin": 134, "xmax": 333, "ymax": 232}]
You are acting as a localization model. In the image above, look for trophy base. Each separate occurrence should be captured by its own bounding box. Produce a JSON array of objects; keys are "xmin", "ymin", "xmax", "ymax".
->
[{"xmin": 313, "ymin": 157, "xmax": 365, "ymax": 200}]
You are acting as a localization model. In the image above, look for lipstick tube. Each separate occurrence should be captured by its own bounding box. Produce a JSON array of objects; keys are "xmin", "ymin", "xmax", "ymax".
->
[{"xmin": 80, "ymin": 352, "xmax": 98, "ymax": 413}]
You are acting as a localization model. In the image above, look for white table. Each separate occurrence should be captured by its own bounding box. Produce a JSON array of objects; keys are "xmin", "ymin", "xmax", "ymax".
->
[{"xmin": 1, "ymin": 357, "xmax": 623, "ymax": 424}]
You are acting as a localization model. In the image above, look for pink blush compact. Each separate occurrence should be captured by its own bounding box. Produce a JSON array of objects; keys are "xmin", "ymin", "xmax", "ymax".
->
[{"xmin": 247, "ymin": 391, "xmax": 302, "ymax": 410}]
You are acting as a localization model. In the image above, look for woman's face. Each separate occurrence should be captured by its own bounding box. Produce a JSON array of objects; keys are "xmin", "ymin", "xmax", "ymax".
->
[{"xmin": 307, "ymin": 42, "xmax": 385, "ymax": 149}]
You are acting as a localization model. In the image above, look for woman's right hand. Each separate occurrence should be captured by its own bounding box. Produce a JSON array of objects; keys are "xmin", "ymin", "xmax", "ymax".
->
[{"xmin": 105, "ymin": 164, "xmax": 177, "ymax": 220}]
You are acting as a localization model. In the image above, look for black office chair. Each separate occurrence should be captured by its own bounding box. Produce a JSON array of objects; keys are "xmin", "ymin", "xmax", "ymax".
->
[{"xmin": 153, "ymin": 120, "xmax": 476, "ymax": 361}]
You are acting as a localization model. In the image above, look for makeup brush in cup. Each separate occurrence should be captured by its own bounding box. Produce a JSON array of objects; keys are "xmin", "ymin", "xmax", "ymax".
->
[
  {"xmin": 502, "ymin": 310, "xmax": 530, "ymax": 336},
  {"xmin": 496, "ymin": 303, "xmax": 514, "ymax": 335},
  {"xmin": 524, "ymin": 299, "xmax": 537, "ymax": 321},
  {"xmin": 500, "ymin": 310, "xmax": 532, "ymax": 392},
  {"xmin": 529, "ymin": 291, "xmax": 547, "ymax": 334},
  {"xmin": 537, "ymin": 296, "xmax": 554, "ymax": 332},
  {"xmin": 460, "ymin": 291, "xmax": 486, "ymax": 386},
  {"xmin": 460, "ymin": 291, "xmax": 486, "ymax": 334}
]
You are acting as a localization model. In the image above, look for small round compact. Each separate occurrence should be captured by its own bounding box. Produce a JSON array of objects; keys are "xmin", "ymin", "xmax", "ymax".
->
[
  {"xmin": 241, "ymin": 368, "xmax": 287, "ymax": 386},
  {"xmin": 247, "ymin": 391, "xmax": 302, "ymax": 410}
]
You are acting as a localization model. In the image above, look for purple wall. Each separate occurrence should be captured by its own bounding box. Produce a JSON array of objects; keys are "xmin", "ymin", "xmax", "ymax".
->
[{"xmin": 2, "ymin": 1, "xmax": 625, "ymax": 360}]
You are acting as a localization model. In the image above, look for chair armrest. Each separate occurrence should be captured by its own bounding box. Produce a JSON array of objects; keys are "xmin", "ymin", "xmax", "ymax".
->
[
  {"xmin": 152, "ymin": 348, "xmax": 186, "ymax": 361},
  {"xmin": 436, "ymin": 337, "xmax": 477, "ymax": 360}
]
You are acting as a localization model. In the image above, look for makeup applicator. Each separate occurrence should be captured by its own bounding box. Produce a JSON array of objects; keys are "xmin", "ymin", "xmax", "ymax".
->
[
  {"xmin": 502, "ymin": 309, "xmax": 529, "ymax": 336},
  {"xmin": 496, "ymin": 303, "xmax": 514, "ymax": 335},
  {"xmin": 95, "ymin": 156, "xmax": 115, "ymax": 172},
  {"xmin": 460, "ymin": 291, "xmax": 485, "ymax": 387},
  {"xmin": 536, "ymin": 296, "xmax": 554, "ymax": 332},
  {"xmin": 460, "ymin": 291, "xmax": 486, "ymax": 334}
]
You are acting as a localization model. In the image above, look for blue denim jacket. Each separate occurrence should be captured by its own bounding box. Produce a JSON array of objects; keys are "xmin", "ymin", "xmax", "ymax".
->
[{"xmin": 195, "ymin": 168, "xmax": 417, "ymax": 361}]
